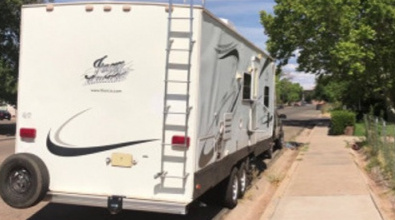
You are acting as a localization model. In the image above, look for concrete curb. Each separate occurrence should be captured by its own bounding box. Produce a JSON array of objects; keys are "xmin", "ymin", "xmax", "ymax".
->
[
  {"xmin": 259, "ymin": 126, "xmax": 317, "ymax": 220},
  {"xmin": 0, "ymin": 137, "xmax": 15, "ymax": 142},
  {"xmin": 351, "ymin": 149, "xmax": 388, "ymax": 220}
]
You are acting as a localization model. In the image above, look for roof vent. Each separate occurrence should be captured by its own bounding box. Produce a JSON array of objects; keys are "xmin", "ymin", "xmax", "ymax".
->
[
  {"xmin": 46, "ymin": 4, "xmax": 54, "ymax": 12},
  {"xmin": 220, "ymin": 18, "xmax": 236, "ymax": 31},
  {"xmin": 85, "ymin": 5, "xmax": 94, "ymax": 12},
  {"xmin": 104, "ymin": 5, "xmax": 112, "ymax": 12},
  {"xmin": 123, "ymin": 5, "xmax": 132, "ymax": 12}
]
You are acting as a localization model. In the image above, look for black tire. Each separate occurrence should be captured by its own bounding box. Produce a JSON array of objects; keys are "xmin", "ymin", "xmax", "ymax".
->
[
  {"xmin": 275, "ymin": 133, "xmax": 284, "ymax": 150},
  {"xmin": 0, "ymin": 153, "xmax": 49, "ymax": 208},
  {"xmin": 238, "ymin": 163, "xmax": 248, "ymax": 198},
  {"xmin": 265, "ymin": 144, "xmax": 274, "ymax": 159},
  {"xmin": 223, "ymin": 167, "xmax": 239, "ymax": 209}
]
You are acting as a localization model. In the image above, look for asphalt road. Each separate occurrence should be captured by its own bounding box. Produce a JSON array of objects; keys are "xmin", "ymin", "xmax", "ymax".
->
[
  {"xmin": 279, "ymin": 104, "xmax": 330, "ymax": 128},
  {"xmin": 278, "ymin": 104, "xmax": 321, "ymax": 120},
  {"xmin": 0, "ymin": 106, "xmax": 318, "ymax": 220},
  {"xmin": 277, "ymin": 104, "xmax": 325, "ymax": 142}
]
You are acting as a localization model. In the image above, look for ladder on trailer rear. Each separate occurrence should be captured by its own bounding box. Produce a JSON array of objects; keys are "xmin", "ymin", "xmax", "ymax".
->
[{"xmin": 156, "ymin": 0, "xmax": 195, "ymax": 188}]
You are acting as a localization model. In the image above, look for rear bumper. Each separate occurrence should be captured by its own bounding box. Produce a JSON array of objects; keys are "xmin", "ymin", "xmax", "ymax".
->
[{"xmin": 45, "ymin": 192, "xmax": 188, "ymax": 215}]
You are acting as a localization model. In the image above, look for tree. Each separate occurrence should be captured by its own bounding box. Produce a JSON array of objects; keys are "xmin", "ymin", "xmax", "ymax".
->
[
  {"xmin": 261, "ymin": 0, "xmax": 395, "ymax": 118},
  {"xmin": 313, "ymin": 75, "xmax": 347, "ymax": 103},
  {"xmin": 0, "ymin": 0, "xmax": 49, "ymax": 104},
  {"xmin": 277, "ymin": 77, "xmax": 303, "ymax": 104}
]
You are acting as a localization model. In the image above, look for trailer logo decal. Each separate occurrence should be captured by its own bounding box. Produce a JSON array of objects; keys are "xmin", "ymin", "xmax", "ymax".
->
[{"xmin": 84, "ymin": 55, "xmax": 133, "ymax": 85}]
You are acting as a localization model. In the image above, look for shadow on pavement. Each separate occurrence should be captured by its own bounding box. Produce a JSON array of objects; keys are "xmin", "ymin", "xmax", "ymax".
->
[
  {"xmin": 282, "ymin": 118, "xmax": 330, "ymax": 128},
  {"xmin": 28, "ymin": 200, "xmax": 224, "ymax": 220},
  {"xmin": 0, "ymin": 122, "xmax": 16, "ymax": 137}
]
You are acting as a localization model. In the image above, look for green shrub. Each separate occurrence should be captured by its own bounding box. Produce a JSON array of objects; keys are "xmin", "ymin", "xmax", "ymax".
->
[
  {"xmin": 330, "ymin": 110, "xmax": 356, "ymax": 135},
  {"xmin": 353, "ymin": 122, "xmax": 365, "ymax": 136}
]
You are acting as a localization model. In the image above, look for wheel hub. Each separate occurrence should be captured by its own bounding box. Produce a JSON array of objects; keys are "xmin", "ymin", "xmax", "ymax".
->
[
  {"xmin": 240, "ymin": 170, "xmax": 246, "ymax": 192},
  {"xmin": 9, "ymin": 169, "xmax": 31, "ymax": 194},
  {"xmin": 232, "ymin": 176, "xmax": 238, "ymax": 201}
]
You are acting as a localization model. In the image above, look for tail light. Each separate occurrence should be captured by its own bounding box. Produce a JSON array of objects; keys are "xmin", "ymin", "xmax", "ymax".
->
[
  {"xmin": 20, "ymin": 128, "xmax": 37, "ymax": 139},
  {"xmin": 172, "ymin": 135, "xmax": 190, "ymax": 148}
]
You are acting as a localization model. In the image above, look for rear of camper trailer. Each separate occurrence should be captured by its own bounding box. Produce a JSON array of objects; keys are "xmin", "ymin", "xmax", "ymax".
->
[{"xmin": 0, "ymin": 1, "xmax": 281, "ymax": 214}]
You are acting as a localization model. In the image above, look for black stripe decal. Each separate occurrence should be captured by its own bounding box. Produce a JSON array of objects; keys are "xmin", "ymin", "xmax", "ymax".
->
[
  {"xmin": 259, "ymin": 58, "xmax": 271, "ymax": 78},
  {"xmin": 219, "ymin": 49, "xmax": 239, "ymax": 61},
  {"xmin": 47, "ymin": 133, "xmax": 158, "ymax": 157}
]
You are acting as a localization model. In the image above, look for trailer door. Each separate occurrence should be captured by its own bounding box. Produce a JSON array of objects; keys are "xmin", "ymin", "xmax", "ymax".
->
[{"xmin": 253, "ymin": 58, "xmax": 274, "ymax": 143}]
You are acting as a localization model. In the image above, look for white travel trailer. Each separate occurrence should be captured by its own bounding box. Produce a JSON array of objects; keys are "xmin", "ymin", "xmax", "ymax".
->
[{"xmin": 0, "ymin": 1, "xmax": 282, "ymax": 215}]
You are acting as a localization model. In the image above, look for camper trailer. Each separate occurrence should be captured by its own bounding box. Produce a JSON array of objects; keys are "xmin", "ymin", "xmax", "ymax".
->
[{"xmin": 0, "ymin": 1, "xmax": 282, "ymax": 214}]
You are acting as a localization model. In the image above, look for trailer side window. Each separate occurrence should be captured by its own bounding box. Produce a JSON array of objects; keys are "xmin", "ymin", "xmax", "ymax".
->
[
  {"xmin": 264, "ymin": 86, "xmax": 270, "ymax": 107},
  {"xmin": 242, "ymin": 73, "xmax": 252, "ymax": 100}
]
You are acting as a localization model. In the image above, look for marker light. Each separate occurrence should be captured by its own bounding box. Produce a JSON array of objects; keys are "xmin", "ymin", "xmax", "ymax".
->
[
  {"xmin": 20, "ymin": 128, "xmax": 37, "ymax": 139},
  {"xmin": 103, "ymin": 5, "xmax": 112, "ymax": 12},
  {"xmin": 172, "ymin": 135, "xmax": 190, "ymax": 147},
  {"xmin": 46, "ymin": 4, "xmax": 54, "ymax": 12},
  {"xmin": 123, "ymin": 5, "xmax": 132, "ymax": 12},
  {"xmin": 196, "ymin": 184, "xmax": 202, "ymax": 190},
  {"xmin": 85, "ymin": 5, "xmax": 94, "ymax": 12}
]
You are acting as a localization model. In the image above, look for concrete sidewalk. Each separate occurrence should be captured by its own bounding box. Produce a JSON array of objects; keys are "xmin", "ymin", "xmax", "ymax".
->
[{"xmin": 261, "ymin": 126, "xmax": 383, "ymax": 220}]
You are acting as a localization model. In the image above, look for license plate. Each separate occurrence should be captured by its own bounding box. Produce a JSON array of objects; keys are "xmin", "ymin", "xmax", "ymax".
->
[{"xmin": 111, "ymin": 153, "xmax": 133, "ymax": 168}]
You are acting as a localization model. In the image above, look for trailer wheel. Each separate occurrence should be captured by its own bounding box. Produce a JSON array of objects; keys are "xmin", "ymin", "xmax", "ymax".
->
[
  {"xmin": 275, "ymin": 134, "xmax": 284, "ymax": 150},
  {"xmin": 0, "ymin": 153, "xmax": 49, "ymax": 208},
  {"xmin": 223, "ymin": 167, "xmax": 239, "ymax": 209},
  {"xmin": 238, "ymin": 163, "xmax": 248, "ymax": 198},
  {"xmin": 265, "ymin": 144, "xmax": 274, "ymax": 159}
]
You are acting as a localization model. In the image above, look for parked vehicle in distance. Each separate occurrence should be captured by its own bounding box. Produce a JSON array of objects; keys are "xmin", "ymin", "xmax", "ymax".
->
[{"xmin": 0, "ymin": 110, "xmax": 11, "ymax": 120}]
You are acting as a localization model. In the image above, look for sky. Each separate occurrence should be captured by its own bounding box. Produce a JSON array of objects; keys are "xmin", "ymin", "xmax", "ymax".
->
[{"xmin": 54, "ymin": 0, "xmax": 316, "ymax": 90}]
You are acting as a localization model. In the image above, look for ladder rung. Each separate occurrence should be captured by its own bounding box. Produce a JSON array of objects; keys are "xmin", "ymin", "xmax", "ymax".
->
[
  {"xmin": 165, "ymin": 173, "xmax": 190, "ymax": 179},
  {"xmin": 162, "ymin": 143, "xmax": 189, "ymax": 148},
  {"xmin": 166, "ymin": 111, "xmax": 189, "ymax": 115},
  {"xmin": 164, "ymin": 124, "xmax": 187, "ymax": 131},
  {"xmin": 166, "ymin": 80, "xmax": 190, "ymax": 83},
  {"xmin": 170, "ymin": 31, "xmax": 191, "ymax": 38},
  {"xmin": 170, "ymin": 48, "xmax": 190, "ymax": 52},
  {"xmin": 170, "ymin": 17, "xmax": 192, "ymax": 20},
  {"xmin": 168, "ymin": 63, "xmax": 190, "ymax": 70},
  {"xmin": 163, "ymin": 155, "xmax": 187, "ymax": 162},
  {"xmin": 166, "ymin": 94, "xmax": 188, "ymax": 101}
]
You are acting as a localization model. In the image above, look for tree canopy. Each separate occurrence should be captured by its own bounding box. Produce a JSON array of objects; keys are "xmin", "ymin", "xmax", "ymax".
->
[
  {"xmin": 261, "ymin": 0, "xmax": 395, "ymax": 118},
  {"xmin": 0, "ymin": 0, "xmax": 48, "ymax": 104},
  {"xmin": 276, "ymin": 75, "xmax": 303, "ymax": 105}
]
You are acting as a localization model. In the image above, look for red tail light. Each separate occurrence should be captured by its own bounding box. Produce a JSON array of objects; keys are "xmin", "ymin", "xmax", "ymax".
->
[
  {"xmin": 20, "ymin": 128, "xmax": 36, "ymax": 139},
  {"xmin": 172, "ymin": 135, "xmax": 190, "ymax": 147}
]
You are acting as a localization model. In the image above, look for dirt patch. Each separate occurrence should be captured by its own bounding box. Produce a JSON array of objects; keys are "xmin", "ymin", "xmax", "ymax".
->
[
  {"xmin": 351, "ymin": 148, "xmax": 395, "ymax": 220},
  {"xmin": 219, "ymin": 126, "xmax": 310, "ymax": 220},
  {"xmin": 220, "ymin": 148, "xmax": 300, "ymax": 220}
]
